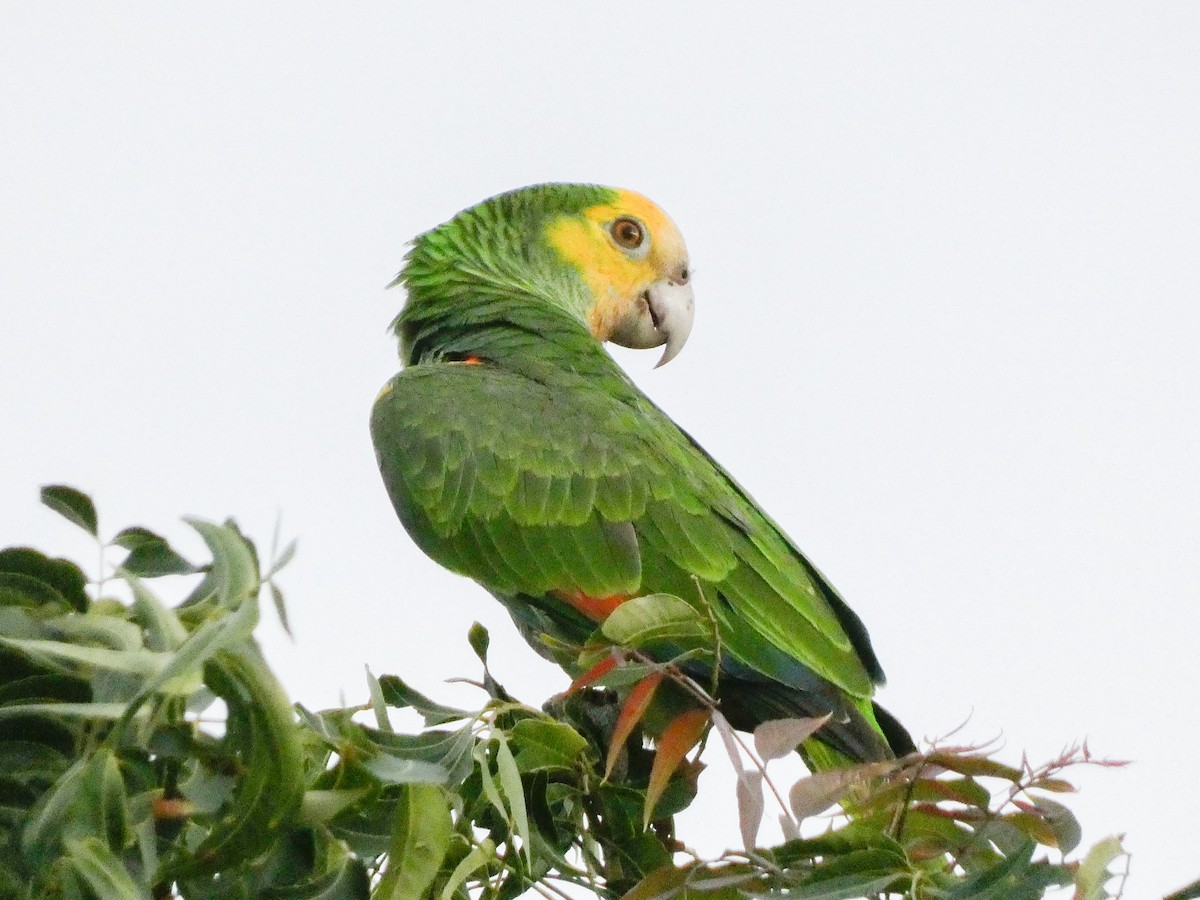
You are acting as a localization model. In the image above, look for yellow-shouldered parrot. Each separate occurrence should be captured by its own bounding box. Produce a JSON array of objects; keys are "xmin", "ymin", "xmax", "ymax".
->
[{"xmin": 371, "ymin": 184, "xmax": 912, "ymax": 791}]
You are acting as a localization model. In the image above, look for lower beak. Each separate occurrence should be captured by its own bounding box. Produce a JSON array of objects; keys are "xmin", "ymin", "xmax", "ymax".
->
[{"xmin": 610, "ymin": 278, "xmax": 695, "ymax": 367}]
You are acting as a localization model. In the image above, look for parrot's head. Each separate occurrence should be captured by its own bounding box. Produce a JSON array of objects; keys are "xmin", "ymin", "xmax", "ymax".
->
[
  {"xmin": 542, "ymin": 187, "xmax": 694, "ymax": 367},
  {"xmin": 397, "ymin": 184, "xmax": 694, "ymax": 367}
]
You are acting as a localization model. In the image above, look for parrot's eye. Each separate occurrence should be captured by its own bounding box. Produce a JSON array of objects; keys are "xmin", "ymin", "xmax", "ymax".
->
[{"xmin": 610, "ymin": 217, "xmax": 646, "ymax": 251}]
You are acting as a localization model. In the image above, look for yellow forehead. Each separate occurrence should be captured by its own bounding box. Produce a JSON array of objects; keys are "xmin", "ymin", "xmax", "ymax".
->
[
  {"xmin": 579, "ymin": 189, "xmax": 686, "ymax": 262},
  {"xmin": 544, "ymin": 189, "xmax": 687, "ymax": 338}
]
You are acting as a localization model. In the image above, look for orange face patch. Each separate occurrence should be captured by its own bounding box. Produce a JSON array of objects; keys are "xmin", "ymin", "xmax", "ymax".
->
[{"xmin": 544, "ymin": 189, "xmax": 689, "ymax": 342}]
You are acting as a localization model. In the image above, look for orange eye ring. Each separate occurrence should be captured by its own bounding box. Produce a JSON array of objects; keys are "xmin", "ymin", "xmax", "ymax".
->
[{"xmin": 610, "ymin": 217, "xmax": 646, "ymax": 250}]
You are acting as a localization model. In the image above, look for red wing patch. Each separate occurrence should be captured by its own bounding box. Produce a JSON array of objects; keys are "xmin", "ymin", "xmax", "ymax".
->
[{"xmin": 555, "ymin": 590, "xmax": 632, "ymax": 622}]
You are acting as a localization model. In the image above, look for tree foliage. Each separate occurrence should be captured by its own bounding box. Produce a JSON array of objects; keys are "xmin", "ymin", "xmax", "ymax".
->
[{"xmin": 0, "ymin": 486, "xmax": 1136, "ymax": 899}]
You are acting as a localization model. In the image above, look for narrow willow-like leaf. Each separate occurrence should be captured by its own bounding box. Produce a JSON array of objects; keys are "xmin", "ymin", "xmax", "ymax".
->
[
  {"xmin": 160, "ymin": 641, "xmax": 305, "ymax": 881},
  {"xmin": 126, "ymin": 577, "xmax": 188, "ymax": 651},
  {"xmin": 475, "ymin": 743, "xmax": 509, "ymax": 828},
  {"xmin": 63, "ymin": 837, "xmax": 150, "ymax": 900},
  {"xmin": 119, "ymin": 595, "xmax": 259, "ymax": 726},
  {"xmin": 185, "ymin": 518, "xmax": 260, "ymax": 610},
  {"xmin": 0, "ymin": 637, "xmax": 173, "ymax": 679},
  {"xmin": 439, "ymin": 838, "xmax": 495, "ymax": 900},
  {"xmin": 0, "ymin": 702, "xmax": 143, "ymax": 721},
  {"xmin": 1074, "ymin": 835, "xmax": 1123, "ymax": 900},
  {"xmin": 494, "ymin": 731, "xmax": 532, "ymax": 868},
  {"xmin": 378, "ymin": 675, "xmax": 472, "ymax": 726},
  {"xmin": 298, "ymin": 788, "xmax": 373, "ymax": 826},
  {"xmin": 269, "ymin": 582, "xmax": 292, "ymax": 637},
  {"xmin": 375, "ymin": 784, "xmax": 452, "ymax": 900},
  {"xmin": 366, "ymin": 666, "xmax": 393, "ymax": 732},
  {"xmin": 788, "ymin": 873, "xmax": 905, "ymax": 899},
  {"xmin": 21, "ymin": 749, "xmax": 128, "ymax": 871}
]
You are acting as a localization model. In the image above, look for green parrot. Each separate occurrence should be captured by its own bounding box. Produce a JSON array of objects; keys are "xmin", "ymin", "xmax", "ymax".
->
[{"xmin": 371, "ymin": 184, "xmax": 912, "ymax": 785}]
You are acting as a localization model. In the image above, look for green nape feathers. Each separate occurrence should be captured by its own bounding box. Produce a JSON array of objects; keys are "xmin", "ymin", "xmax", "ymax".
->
[
  {"xmin": 393, "ymin": 184, "xmax": 615, "ymax": 367},
  {"xmin": 371, "ymin": 183, "xmax": 913, "ymax": 775}
]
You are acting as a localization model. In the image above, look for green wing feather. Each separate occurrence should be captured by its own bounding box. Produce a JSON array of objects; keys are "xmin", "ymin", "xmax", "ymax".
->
[{"xmin": 371, "ymin": 361, "xmax": 883, "ymax": 707}]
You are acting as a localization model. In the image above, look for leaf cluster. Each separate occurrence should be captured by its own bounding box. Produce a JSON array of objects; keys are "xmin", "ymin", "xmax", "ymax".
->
[{"xmin": 0, "ymin": 487, "xmax": 1135, "ymax": 899}]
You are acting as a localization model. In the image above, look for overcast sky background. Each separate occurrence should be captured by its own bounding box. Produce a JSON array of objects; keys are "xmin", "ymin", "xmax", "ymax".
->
[{"xmin": 3, "ymin": 4, "xmax": 1198, "ymax": 895}]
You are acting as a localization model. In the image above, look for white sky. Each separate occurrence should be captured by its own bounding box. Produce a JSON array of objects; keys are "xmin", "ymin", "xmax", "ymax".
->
[{"xmin": 2, "ymin": 4, "xmax": 1198, "ymax": 895}]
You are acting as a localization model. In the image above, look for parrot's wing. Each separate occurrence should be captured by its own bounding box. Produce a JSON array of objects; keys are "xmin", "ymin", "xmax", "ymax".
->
[
  {"xmin": 371, "ymin": 362, "xmax": 878, "ymax": 700},
  {"xmin": 371, "ymin": 363, "xmax": 650, "ymax": 600}
]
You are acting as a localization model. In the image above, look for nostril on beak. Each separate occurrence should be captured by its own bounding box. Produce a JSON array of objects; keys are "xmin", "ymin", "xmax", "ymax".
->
[{"xmin": 674, "ymin": 267, "xmax": 690, "ymax": 286}]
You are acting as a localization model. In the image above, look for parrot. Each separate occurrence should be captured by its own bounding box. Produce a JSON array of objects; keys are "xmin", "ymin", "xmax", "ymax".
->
[{"xmin": 370, "ymin": 184, "xmax": 913, "ymax": 799}]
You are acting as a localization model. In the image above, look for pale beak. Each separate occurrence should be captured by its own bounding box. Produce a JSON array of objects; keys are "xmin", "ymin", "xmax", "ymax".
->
[{"xmin": 609, "ymin": 278, "xmax": 695, "ymax": 367}]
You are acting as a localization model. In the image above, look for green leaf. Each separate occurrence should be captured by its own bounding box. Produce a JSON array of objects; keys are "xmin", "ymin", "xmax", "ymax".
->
[
  {"xmin": 0, "ymin": 548, "xmax": 89, "ymax": 611},
  {"xmin": 112, "ymin": 527, "xmax": 197, "ymax": 577},
  {"xmin": 263, "ymin": 537, "xmax": 297, "ymax": 581},
  {"xmin": 127, "ymin": 578, "xmax": 188, "ymax": 651},
  {"xmin": 1167, "ymin": 882, "xmax": 1200, "ymax": 900},
  {"xmin": 378, "ymin": 675, "xmax": 472, "ymax": 726},
  {"xmin": 599, "ymin": 593, "xmax": 711, "ymax": 649},
  {"xmin": 622, "ymin": 864, "xmax": 692, "ymax": 900},
  {"xmin": 183, "ymin": 518, "xmax": 260, "ymax": 610},
  {"xmin": 926, "ymin": 751, "xmax": 1022, "ymax": 782},
  {"xmin": 1004, "ymin": 811, "xmax": 1059, "ymax": 848},
  {"xmin": 40, "ymin": 485, "xmax": 98, "ymax": 537},
  {"xmin": 945, "ymin": 841, "xmax": 1067, "ymax": 899},
  {"xmin": 160, "ymin": 640, "xmax": 305, "ymax": 881},
  {"xmin": 0, "ymin": 701, "xmax": 142, "ymax": 721},
  {"xmin": 359, "ymin": 754, "xmax": 449, "ymax": 785},
  {"xmin": 0, "ymin": 637, "xmax": 177, "ymax": 680},
  {"xmin": 468, "ymin": 621, "xmax": 490, "ymax": 664},
  {"xmin": 1030, "ymin": 776, "xmax": 1075, "ymax": 793},
  {"xmin": 63, "ymin": 836, "xmax": 150, "ymax": 900},
  {"xmin": 328, "ymin": 786, "xmax": 403, "ymax": 858},
  {"xmin": 0, "ymin": 572, "xmax": 71, "ymax": 612},
  {"xmin": 375, "ymin": 784, "xmax": 452, "ymax": 900},
  {"xmin": 789, "ymin": 874, "xmax": 906, "ymax": 900},
  {"xmin": 510, "ymin": 718, "xmax": 589, "ymax": 774},
  {"xmin": 366, "ymin": 666, "xmax": 393, "ymax": 732},
  {"xmin": 909, "ymin": 775, "xmax": 991, "ymax": 808},
  {"xmin": 361, "ymin": 724, "xmax": 477, "ymax": 785},
  {"xmin": 21, "ymin": 749, "xmax": 128, "ymax": 871},
  {"xmin": 493, "ymin": 731, "xmax": 532, "ymax": 868},
  {"xmin": 439, "ymin": 838, "xmax": 494, "ymax": 900},
  {"xmin": 269, "ymin": 581, "xmax": 293, "ymax": 638},
  {"xmin": 1030, "ymin": 794, "xmax": 1082, "ymax": 854},
  {"xmin": 49, "ymin": 611, "xmax": 144, "ymax": 652},
  {"xmin": 120, "ymin": 592, "xmax": 259, "ymax": 718},
  {"xmin": 0, "ymin": 741, "xmax": 71, "ymax": 790},
  {"xmin": 475, "ymin": 743, "xmax": 508, "ymax": 825},
  {"xmin": 1075, "ymin": 835, "xmax": 1124, "ymax": 900},
  {"xmin": 298, "ymin": 788, "xmax": 373, "ymax": 826},
  {"xmin": 802, "ymin": 848, "xmax": 906, "ymax": 883}
]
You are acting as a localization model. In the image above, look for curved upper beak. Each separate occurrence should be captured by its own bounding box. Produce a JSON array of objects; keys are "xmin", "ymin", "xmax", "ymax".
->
[{"xmin": 609, "ymin": 277, "xmax": 695, "ymax": 368}]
